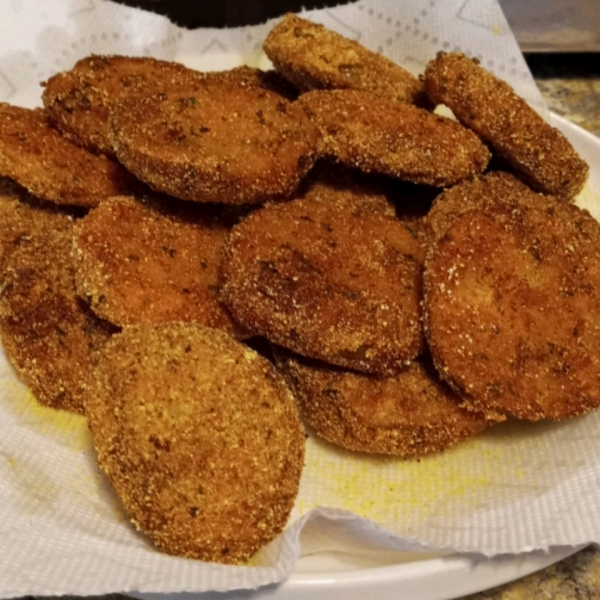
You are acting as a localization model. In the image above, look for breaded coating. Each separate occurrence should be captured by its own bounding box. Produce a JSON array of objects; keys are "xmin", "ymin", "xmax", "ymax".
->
[
  {"xmin": 220, "ymin": 196, "xmax": 425, "ymax": 376},
  {"xmin": 85, "ymin": 323, "xmax": 305, "ymax": 563},
  {"xmin": 418, "ymin": 171, "xmax": 556, "ymax": 248},
  {"xmin": 298, "ymin": 90, "xmax": 490, "ymax": 187},
  {"xmin": 276, "ymin": 351, "xmax": 489, "ymax": 456},
  {"xmin": 42, "ymin": 55, "xmax": 297, "ymax": 155},
  {"xmin": 423, "ymin": 52, "xmax": 589, "ymax": 200},
  {"xmin": 73, "ymin": 196, "xmax": 242, "ymax": 335},
  {"xmin": 110, "ymin": 82, "xmax": 319, "ymax": 205},
  {"xmin": 0, "ymin": 104, "xmax": 136, "ymax": 208},
  {"xmin": 296, "ymin": 161, "xmax": 396, "ymax": 217},
  {"xmin": 263, "ymin": 13, "xmax": 425, "ymax": 106},
  {"xmin": 0, "ymin": 188, "xmax": 114, "ymax": 413},
  {"xmin": 424, "ymin": 203, "xmax": 600, "ymax": 421}
]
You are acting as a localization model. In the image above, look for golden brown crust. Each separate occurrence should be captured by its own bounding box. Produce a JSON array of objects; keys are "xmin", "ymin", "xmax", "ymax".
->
[
  {"xmin": 110, "ymin": 83, "xmax": 319, "ymax": 204},
  {"xmin": 220, "ymin": 196, "xmax": 425, "ymax": 376},
  {"xmin": 423, "ymin": 52, "xmax": 589, "ymax": 200},
  {"xmin": 298, "ymin": 89, "xmax": 490, "ymax": 187},
  {"xmin": 42, "ymin": 55, "xmax": 290, "ymax": 155},
  {"xmin": 0, "ymin": 189, "xmax": 114, "ymax": 413},
  {"xmin": 263, "ymin": 13, "xmax": 425, "ymax": 105},
  {"xmin": 418, "ymin": 171, "xmax": 557, "ymax": 248},
  {"xmin": 423, "ymin": 202, "xmax": 600, "ymax": 421},
  {"xmin": 0, "ymin": 104, "xmax": 136, "ymax": 208},
  {"xmin": 73, "ymin": 196, "xmax": 243, "ymax": 335},
  {"xmin": 293, "ymin": 161, "xmax": 397, "ymax": 217},
  {"xmin": 85, "ymin": 323, "xmax": 305, "ymax": 563},
  {"xmin": 276, "ymin": 351, "xmax": 489, "ymax": 456}
]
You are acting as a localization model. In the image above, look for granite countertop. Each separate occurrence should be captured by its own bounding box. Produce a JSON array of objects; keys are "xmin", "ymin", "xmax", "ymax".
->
[{"xmin": 527, "ymin": 53, "xmax": 600, "ymax": 137}]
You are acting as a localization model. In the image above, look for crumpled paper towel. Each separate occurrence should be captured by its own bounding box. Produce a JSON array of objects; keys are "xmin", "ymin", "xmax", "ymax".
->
[{"xmin": 0, "ymin": 0, "xmax": 599, "ymax": 597}]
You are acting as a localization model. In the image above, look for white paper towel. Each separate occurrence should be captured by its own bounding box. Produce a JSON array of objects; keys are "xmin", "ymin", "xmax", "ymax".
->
[{"xmin": 0, "ymin": 0, "xmax": 598, "ymax": 597}]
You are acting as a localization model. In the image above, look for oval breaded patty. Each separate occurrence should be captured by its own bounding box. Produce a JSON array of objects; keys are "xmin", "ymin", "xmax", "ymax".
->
[
  {"xmin": 0, "ymin": 104, "xmax": 136, "ymax": 208},
  {"xmin": 110, "ymin": 82, "xmax": 319, "ymax": 205},
  {"xmin": 0, "ymin": 189, "xmax": 114, "ymax": 413},
  {"xmin": 298, "ymin": 90, "xmax": 490, "ymax": 187},
  {"xmin": 423, "ymin": 52, "xmax": 588, "ymax": 201},
  {"xmin": 73, "ymin": 196, "xmax": 241, "ymax": 335},
  {"xmin": 43, "ymin": 55, "xmax": 294, "ymax": 155},
  {"xmin": 424, "ymin": 203, "xmax": 600, "ymax": 420},
  {"xmin": 220, "ymin": 197, "xmax": 425, "ymax": 376},
  {"xmin": 276, "ymin": 351, "xmax": 489, "ymax": 456},
  {"xmin": 418, "ymin": 171, "xmax": 556, "ymax": 248},
  {"xmin": 85, "ymin": 323, "xmax": 305, "ymax": 563},
  {"xmin": 263, "ymin": 13, "xmax": 425, "ymax": 106}
]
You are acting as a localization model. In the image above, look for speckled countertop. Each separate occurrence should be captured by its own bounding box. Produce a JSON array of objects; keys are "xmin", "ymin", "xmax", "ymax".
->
[
  {"xmin": 528, "ymin": 53, "xmax": 600, "ymax": 137},
  {"xmin": 459, "ymin": 52, "xmax": 600, "ymax": 600}
]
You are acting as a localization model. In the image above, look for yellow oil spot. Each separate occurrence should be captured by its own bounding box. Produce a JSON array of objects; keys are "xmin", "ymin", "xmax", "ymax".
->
[
  {"xmin": 4, "ymin": 450, "xmax": 61, "ymax": 515},
  {"xmin": 1, "ymin": 380, "xmax": 111, "ymax": 514},
  {"xmin": 6, "ymin": 384, "xmax": 90, "ymax": 452},
  {"xmin": 293, "ymin": 422, "xmax": 568, "ymax": 533},
  {"xmin": 296, "ymin": 436, "xmax": 495, "ymax": 524}
]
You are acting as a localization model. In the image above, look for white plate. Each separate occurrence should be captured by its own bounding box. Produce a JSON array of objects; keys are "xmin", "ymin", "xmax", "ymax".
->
[
  {"xmin": 131, "ymin": 113, "xmax": 600, "ymax": 600},
  {"xmin": 131, "ymin": 546, "xmax": 583, "ymax": 600}
]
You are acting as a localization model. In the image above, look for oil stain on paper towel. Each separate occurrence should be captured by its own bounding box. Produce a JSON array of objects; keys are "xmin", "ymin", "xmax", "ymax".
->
[
  {"xmin": 292, "ymin": 414, "xmax": 576, "ymax": 534},
  {"xmin": 8, "ymin": 384, "xmax": 90, "ymax": 451},
  {"xmin": 295, "ymin": 433, "xmax": 499, "ymax": 526},
  {"xmin": 0, "ymin": 374, "xmax": 124, "ymax": 519}
]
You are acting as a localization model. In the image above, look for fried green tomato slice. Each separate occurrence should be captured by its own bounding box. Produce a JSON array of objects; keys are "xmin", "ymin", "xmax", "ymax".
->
[
  {"xmin": 0, "ymin": 189, "xmax": 114, "ymax": 413},
  {"xmin": 276, "ymin": 351, "xmax": 489, "ymax": 456},
  {"xmin": 110, "ymin": 82, "xmax": 319, "ymax": 205},
  {"xmin": 263, "ymin": 13, "xmax": 425, "ymax": 106},
  {"xmin": 220, "ymin": 196, "xmax": 425, "ymax": 376},
  {"xmin": 298, "ymin": 89, "xmax": 490, "ymax": 187},
  {"xmin": 0, "ymin": 104, "xmax": 136, "ymax": 208},
  {"xmin": 42, "ymin": 55, "xmax": 296, "ymax": 155},
  {"xmin": 423, "ymin": 203, "xmax": 600, "ymax": 421},
  {"xmin": 85, "ymin": 323, "xmax": 305, "ymax": 563},
  {"xmin": 418, "ymin": 171, "xmax": 556, "ymax": 248},
  {"xmin": 73, "ymin": 196, "xmax": 242, "ymax": 335},
  {"xmin": 423, "ymin": 52, "xmax": 589, "ymax": 201}
]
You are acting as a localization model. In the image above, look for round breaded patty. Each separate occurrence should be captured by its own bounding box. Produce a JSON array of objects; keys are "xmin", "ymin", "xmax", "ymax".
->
[
  {"xmin": 73, "ymin": 196, "xmax": 242, "ymax": 336},
  {"xmin": 418, "ymin": 171, "xmax": 556, "ymax": 248},
  {"xmin": 43, "ymin": 55, "xmax": 295, "ymax": 155},
  {"xmin": 220, "ymin": 196, "xmax": 425, "ymax": 376},
  {"xmin": 85, "ymin": 323, "xmax": 305, "ymax": 563},
  {"xmin": 0, "ymin": 189, "xmax": 114, "ymax": 413},
  {"xmin": 276, "ymin": 351, "xmax": 489, "ymax": 456},
  {"xmin": 43, "ymin": 56, "xmax": 203, "ymax": 155},
  {"xmin": 0, "ymin": 104, "xmax": 136, "ymax": 208},
  {"xmin": 110, "ymin": 82, "xmax": 319, "ymax": 205},
  {"xmin": 298, "ymin": 90, "xmax": 490, "ymax": 187},
  {"xmin": 424, "ymin": 203, "xmax": 600, "ymax": 420},
  {"xmin": 263, "ymin": 13, "xmax": 425, "ymax": 106},
  {"xmin": 424, "ymin": 52, "xmax": 588, "ymax": 201}
]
